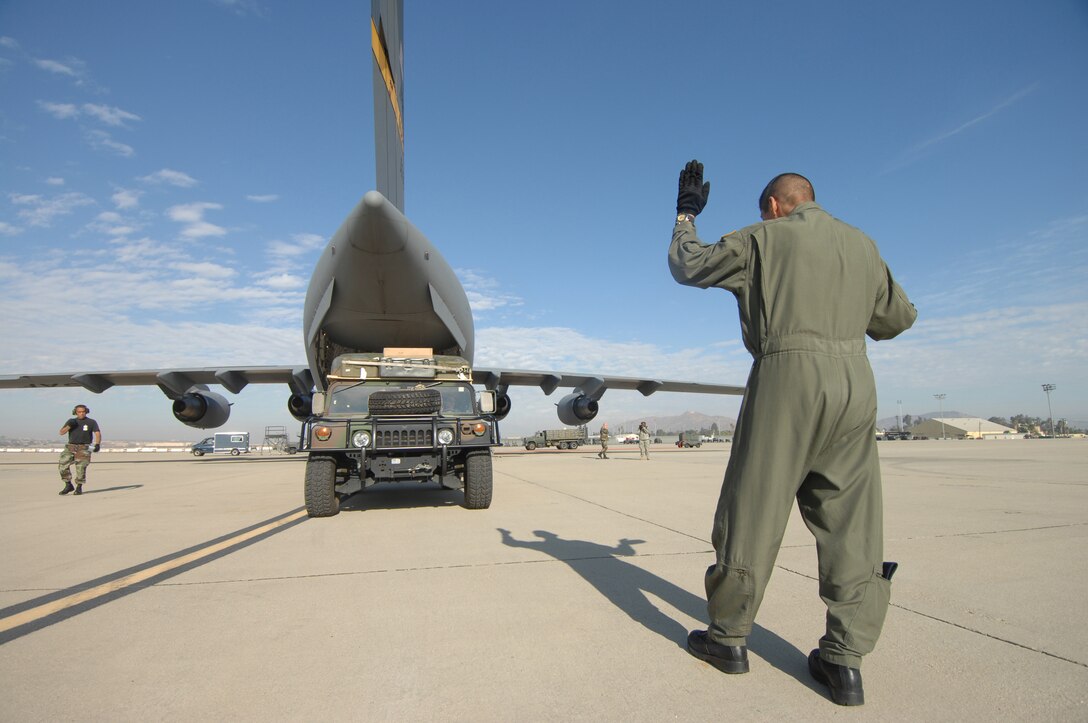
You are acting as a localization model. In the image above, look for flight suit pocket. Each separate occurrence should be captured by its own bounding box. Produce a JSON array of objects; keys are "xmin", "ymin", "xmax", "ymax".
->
[
  {"xmin": 844, "ymin": 569, "xmax": 891, "ymax": 656},
  {"xmin": 705, "ymin": 563, "xmax": 755, "ymax": 638}
]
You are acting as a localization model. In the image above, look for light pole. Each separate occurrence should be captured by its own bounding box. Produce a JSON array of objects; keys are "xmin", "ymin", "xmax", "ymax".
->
[
  {"xmin": 933, "ymin": 393, "xmax": 946, "ymax": 439},
  {"xmin": 1042, "ymin": 384, "xmax": 1056, "ymax": 438}
]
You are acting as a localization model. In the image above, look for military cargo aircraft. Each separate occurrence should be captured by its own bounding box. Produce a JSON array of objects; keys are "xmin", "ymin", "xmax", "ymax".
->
[{"xmin": 0, "ymin": 0, "xmax": 744, "ymax": 431}]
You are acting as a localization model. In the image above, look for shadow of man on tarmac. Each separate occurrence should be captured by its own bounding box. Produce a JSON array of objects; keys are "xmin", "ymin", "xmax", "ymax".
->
[{"xmin": 497, "ymin": 528, "xmax": 806, "ymax": 680}]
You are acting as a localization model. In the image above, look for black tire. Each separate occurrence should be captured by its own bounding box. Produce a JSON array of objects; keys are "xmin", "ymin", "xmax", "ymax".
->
[
  {"xmin": 286, "ymin": 447, "xmax": 298, "ymax": 455},
  {"xmin": 193, "ymin": 450, "xmax": 204, "ymax": 457},
  {"xmin": 367, "ymin": 389, "xmax": 442, "ymax": 415},
  {"xmin": 230, "ymin": 448, "xmax": 240, "ymax": 456},
  {"xmin": 463, "ymin": 450, "xmax": 493, "ymax": 509},
  {"xmin": 305, "ymin": 455, "xmax": 339, "ymax": 517},
  {"xmin": 525, "ymin": 441, "xmax": 537, "ymax": 451}
]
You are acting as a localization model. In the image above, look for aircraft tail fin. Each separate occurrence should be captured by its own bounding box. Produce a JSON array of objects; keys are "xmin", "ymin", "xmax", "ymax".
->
[{"xmin": 371, "ymin": 0, "xmax": 405, "ymax": 212}]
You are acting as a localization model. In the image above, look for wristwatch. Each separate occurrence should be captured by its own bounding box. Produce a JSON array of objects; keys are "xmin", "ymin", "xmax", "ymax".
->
[{"xmin": 676, "ymin": 213, "xmax": 695, "ymax": 224}]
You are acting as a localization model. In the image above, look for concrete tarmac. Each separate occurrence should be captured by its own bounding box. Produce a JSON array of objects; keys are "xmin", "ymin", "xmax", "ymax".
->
[{"xmin": 1, "ymin": 440, "xmax": 1085, "ymax": 721}]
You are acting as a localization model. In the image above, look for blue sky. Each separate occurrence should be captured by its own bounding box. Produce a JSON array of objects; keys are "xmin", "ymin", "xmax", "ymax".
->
[{"xmin": 1, "ymin": 0, "xmax": 1086, "ymax": 441}]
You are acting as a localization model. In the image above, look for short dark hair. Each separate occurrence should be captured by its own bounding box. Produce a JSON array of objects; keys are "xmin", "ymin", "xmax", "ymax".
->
[{"xmin": 758, "ymin": 173, "xmax": 815, "ymax": 214}]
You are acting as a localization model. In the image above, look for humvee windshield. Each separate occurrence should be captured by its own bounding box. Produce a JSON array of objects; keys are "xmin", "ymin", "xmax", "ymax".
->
[{"xmin": 327, "ymin": 381, "xmax": 477, "ymax": 415}]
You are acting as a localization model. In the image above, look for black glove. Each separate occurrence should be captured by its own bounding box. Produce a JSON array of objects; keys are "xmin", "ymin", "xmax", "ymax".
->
[
  {"xmin": 676, "ymin": 160, "xmax": 711, "ymax": 216},
  {"xmin": 93, "ymin": 444, "xmax": 100, "ymax": 452}
]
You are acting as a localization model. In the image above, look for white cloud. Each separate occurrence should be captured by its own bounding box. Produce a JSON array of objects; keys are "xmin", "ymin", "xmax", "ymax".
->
[
  {"xmin": 81, "ymin": 103, "xmax": 141, "ymax": 127},
  {"xmin": 112, "ymin": 188, "xmax": 141, "ymax": 210},
  {"xmin": 38, "ymin": 100, "xmax": 79, "ymax": 119},
  {"xmin": 0, "ymin": 221, "xmax": 22, "ymax": 236},
  {"xmin": 267, "ymin": 233, "xmax": 325, "ymax": 259},
  {"xmin": 33, "ymin": 58, "xmax": 78, "ymax": 77},
  {"xmin": 87, "ymin": 210, "xmax": 142, "ymax": 238},
  {"xmin": 45, "ymin": 177, "xmax": 65, "ymax": 186},
  {"xmin": 0, "ymin": 37, "xmax": 19, "ymax": 50},
  {"xmin": 167, "ymin": 202, "xmax": 221, "ymax": 224},
  {"xmin": 246, "ymin": 194, "xmax": 279, "ymax": 203},
  {"xmin": 884, "ymin": 84, "xmax": 1038, "ymax": 174},
  {"xmin": 166, "ymin": 202, "xmax": 227, "ymax": 239},
  {"xmin": 86, "ymin": 129, "xmax": 134, "ymax": 157},
  {"xmin": 174, "ymin": 261, "xmax": 237, "ymax": 279},
  {"xmin": 458, "ymin": 268, "xmax": 523, "ymax": 313},
  {"xmin": 10, "ymin": 191, "xmax": 95, "ymax": 227},
  {"xmin": 255, "ymin": 272, "xmax": 304, "ymax": 290},
  {"xmin": 141, "ymin": 169, "xmax": 198, "ymax": 188}
]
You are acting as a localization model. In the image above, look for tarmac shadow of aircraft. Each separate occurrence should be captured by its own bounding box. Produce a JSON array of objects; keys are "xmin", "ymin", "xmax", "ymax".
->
[{"xmin": 497, "ymin": 528, "xmax": 809, "ymax": 681}]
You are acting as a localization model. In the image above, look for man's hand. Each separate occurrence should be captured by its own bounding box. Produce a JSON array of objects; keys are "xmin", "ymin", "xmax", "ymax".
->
[
  {"xmin": 93, "ymin": 444, "xmax": 100, "ymax": 452},
  {"xmin": 677, "ymin": 159, "xmax": 711, "ymax": 216}
]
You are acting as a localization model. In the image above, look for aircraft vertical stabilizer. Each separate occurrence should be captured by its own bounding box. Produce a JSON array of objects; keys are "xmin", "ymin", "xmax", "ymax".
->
[{"xmin": 371, "ymin": 0, "xmax": 404, "ymax": 212}]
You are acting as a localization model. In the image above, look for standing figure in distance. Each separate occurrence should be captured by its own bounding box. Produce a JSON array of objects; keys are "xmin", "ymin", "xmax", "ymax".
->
[
  {"xmin": 597, "ymin": 422, "xmax": 610, "ymax": 459},
  {"xmin": 669, "ymin": 160, "xmax": 916, "ymax": 706},
  {"xmin": 58, "ymin": 404, "xmax": 102, "ymax": 496},
  {"xmin": 638, "ymin": 421, "xmax": 651, "ymax": 460}
]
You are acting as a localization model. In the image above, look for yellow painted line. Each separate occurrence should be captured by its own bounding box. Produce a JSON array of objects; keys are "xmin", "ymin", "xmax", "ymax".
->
[
  {"xmin": 0, "ymin": 508, "xmax": 308, "ymax": 634},
  {"xmin": 371, "ymin": 17, "xmax": 403, "ymax": 143}
]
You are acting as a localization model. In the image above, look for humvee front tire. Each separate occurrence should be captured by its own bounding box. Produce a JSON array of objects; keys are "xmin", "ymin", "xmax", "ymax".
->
[
  {"xmin": 463, "ymin": 450, "xmax": 493, "ymax": 509},
  {"xmin": 305, "ymin": 455, "xmax": 339, "ymax": 517}
]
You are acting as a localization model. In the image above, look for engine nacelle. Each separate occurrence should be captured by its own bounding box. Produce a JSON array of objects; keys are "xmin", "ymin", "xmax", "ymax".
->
[
  {"xmin": 493, "ymin": 393, "xmax": 511, "ymax": 421},
  {"xmin": 172, "ymin": 390, "xmax": 231, "ymax": 429},
  {"xmin": 288, "ymin": 393, "xmax": 313, "ymax": 422},
  {"xmin": 557, "ymin": 392, "xmax": 599, "ymax": 426}
]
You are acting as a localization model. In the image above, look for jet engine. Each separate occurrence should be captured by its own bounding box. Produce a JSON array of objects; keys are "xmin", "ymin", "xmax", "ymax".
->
[
  {"xmin": 493, "ymin": 392, "xmax": 511, "ymax": 421},
  {"xmin": 557, "ymin": 392, "xmax": 599, "ymax": 426},
  {"xmin": 288, "ymin": 393, "xmax": 313, "ymax": 422},
  {"xmin": 172, "ymin": 390, "xmax": 231, "ymax": 429}
]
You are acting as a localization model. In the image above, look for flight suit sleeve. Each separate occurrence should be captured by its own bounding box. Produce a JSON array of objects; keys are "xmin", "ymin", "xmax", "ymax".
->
[
  {"xmin": 668, "ymin": 221, "xmax": 750, "ymax": 294},
  {"xmin": 867, "ymin": 258, "xmax": 917, "ymax": 341}
]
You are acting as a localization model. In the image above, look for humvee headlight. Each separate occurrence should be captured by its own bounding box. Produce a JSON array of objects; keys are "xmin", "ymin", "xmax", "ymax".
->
[
  {"xmin": 314, "ymin": 426, "xmax": 332, "ymax": 441},
  {"xmin": 437, "ymin": 428, "xmax": 454, "ymax": 445},
  {"xmin": 352, "ymin": 430, "xmax": 371, "ymax": 448}
]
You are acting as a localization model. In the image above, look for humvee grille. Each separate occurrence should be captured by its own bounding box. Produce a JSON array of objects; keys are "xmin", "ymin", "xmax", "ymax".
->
[{"xmin": 374, "ymin": 425, "xmax": 434, "ymax": 448}]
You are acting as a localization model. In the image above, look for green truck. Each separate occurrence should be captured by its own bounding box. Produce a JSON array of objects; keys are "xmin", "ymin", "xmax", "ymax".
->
[
  {"xmin": 301, "ymin": 350, "xmax": 500, "ymax": 517},
  {"xmin": 676, "ymin": 430, "xmax": 703, "ymax": 448},
  {"xmin": 523, "ymin": 426, "xmax": 588, "ymax": 450}
]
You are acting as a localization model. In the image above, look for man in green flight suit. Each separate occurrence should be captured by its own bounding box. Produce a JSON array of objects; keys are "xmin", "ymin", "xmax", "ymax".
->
[{"xmin": 668, "ymin": 161, "xmax": 916, "ymax": 706}]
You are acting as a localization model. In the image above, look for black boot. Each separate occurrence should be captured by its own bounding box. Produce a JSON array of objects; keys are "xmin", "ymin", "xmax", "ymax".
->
[
  {"xmin": 686, "ymin": 630, "xmax": 749, "ymax": 674},
  {"xmin": 808, "ymin": 649, "xmax": 864, "ymax": 706},
  {"xmin": 74, "ymin": 484, "xmax": 83, "ymax": 496},
  {"xmin": 59, "ymin": 482, "xmax": 74, "ymax": 495}
]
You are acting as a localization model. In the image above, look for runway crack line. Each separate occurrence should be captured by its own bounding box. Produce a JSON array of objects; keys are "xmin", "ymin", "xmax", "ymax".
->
[
  {"xmin": 774, "ymin": 564, "xmax": 1087, "ymax": 669},
  {"xmin": 500, "ymin": 471, "xmax": 712, "ymax": 545}
]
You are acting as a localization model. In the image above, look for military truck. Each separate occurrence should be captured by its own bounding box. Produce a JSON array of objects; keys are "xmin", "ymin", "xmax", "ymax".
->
[
  {"xmin": 523, "ymin": 426, "xmax": 587, "ymax": 450},
  {"xmin": 300, "ymin": 349, "xmax": 500, "ymax": 517},
  {"xmin": 676, "ymin": 430, "xmax": 703, "ymax": 448}
]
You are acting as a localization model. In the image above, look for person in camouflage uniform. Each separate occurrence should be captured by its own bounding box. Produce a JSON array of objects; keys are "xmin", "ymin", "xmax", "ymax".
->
[
  {"xmin": 669, "ymin": 161, "xmax": 916, "ymax": 706},
  {"xmin": 597, "ymin": 422, "xmax": 610, "ymax": 459},
  {"xmin": 58, "ymin": 404, "xmax": 102, "ymax": 496},
  {"xmin": 638, "ymin": 421, "xmax": 651, "ymax": 460}
]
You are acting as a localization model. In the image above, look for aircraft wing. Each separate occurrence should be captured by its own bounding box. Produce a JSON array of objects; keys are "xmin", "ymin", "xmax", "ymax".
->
[
  {"xmin": 472, "ymin": 368, "xmax": 744, "ymax": 398},
  {"xmin": 0, "ymin": 367, "xmax": 314, "ymax": 397},
  {"xmin": 0, "ymin": 366, "xmax": 742, "ymax": 398}
]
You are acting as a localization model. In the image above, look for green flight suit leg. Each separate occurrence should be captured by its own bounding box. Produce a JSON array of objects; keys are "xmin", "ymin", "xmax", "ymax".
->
[{"xmin": 705, "ymin": 350, "xmax": 890, "ymax": 669}]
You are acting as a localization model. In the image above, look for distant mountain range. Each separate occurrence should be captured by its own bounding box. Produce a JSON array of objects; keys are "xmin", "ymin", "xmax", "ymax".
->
[{"xmin": 611, "ymin": 411, "xmax": 736, "ymax": 435}]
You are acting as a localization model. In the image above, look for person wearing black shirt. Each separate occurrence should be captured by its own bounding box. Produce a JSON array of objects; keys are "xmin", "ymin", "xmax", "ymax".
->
[{"xmin": 58, "ymin": 404, "xmax": 102, "ymax": 495}]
